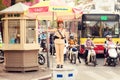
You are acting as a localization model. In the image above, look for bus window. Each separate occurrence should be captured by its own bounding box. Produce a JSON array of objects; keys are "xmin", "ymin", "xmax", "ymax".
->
[
  {"xmin": 82, "ymin": 21, "xmax": 119, "ymax": 38},
  {"xmin": 81, "ymin": 14, "xmax": 119, "ymax": 38}
]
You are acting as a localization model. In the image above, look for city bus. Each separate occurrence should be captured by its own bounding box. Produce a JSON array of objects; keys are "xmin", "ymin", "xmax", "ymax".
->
[{"xmin": 79, "ymin": 14, "xmax": 120, "ymax": 54}]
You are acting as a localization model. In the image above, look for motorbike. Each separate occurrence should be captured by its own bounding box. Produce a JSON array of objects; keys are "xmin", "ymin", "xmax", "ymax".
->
[
  {"xmin": 106, "ymin": 44, "xmax": 118, "ymax": 67},
  {"xmin": 86, "ymin": 46, "xmax": 97, "ymax": 66},
  {"xmin": 68, "ymin": 44, "xmax": 81, "ymax": 64},
  {"xmin": 38, "ymin": 49, "xmax": 45, "ymax": 65}
]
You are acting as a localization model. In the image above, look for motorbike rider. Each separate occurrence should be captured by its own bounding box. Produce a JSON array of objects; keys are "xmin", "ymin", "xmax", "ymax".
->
[
  {"xmin": 84, "ymin": 34, "xmax": 95, "ymax": 64},
  {"xmin": 68, "ymin": 33, "xmax": 81, "ymax": 63},
  {"xmin": 104, "ymin": 35, "xmax": 116, "ymax": 66},
  {"xmin": 68, "ymin": 34, "xmax": 77, "ymax": 52},
  {"xmin": 40, "ymin": 32, "xmax": 47, "ymax": 52},
  {"xmin": 68, "ymin": 33, "xmax": 77, "ymax": 48}
]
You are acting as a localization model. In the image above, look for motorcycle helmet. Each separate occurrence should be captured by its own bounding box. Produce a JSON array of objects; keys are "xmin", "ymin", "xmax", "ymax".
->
[
  {"xmin": 106, "ymin": 35, "xmax": 112, "ymax": 38},
  {"xmin": 70, "ymin": 33, "xmax": 74, "ymax": 39}
]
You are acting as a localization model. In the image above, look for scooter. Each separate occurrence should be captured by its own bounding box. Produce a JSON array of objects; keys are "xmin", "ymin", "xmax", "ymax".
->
[
  {"xmin": 68, "ymin": 44, "xmax": 81, "ymax": 64},
  {"xmin": 86, "ymin": 46, "xmax": 97, "ymax": 66},
  {"xmin": 107, "ymin": 44, "xmax": 118, "ymax": 67}
]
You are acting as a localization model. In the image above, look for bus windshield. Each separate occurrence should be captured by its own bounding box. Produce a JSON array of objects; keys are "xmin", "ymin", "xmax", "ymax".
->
[
  {"xmin": 81, "ymin": 14, "xmax": 120, "ymax": 38},
  {"xmin": 82, "ymin": 21, "xmax": 119, "ymax": 38}
]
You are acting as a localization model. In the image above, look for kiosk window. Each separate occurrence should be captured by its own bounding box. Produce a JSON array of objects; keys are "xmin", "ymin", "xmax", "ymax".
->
[
  {"xmin": 26, "ymin": 20, "xmax": 36, "ymax": 43},
  {"xmin": 8, "ymin": 20, "xmax": 20, "ymax": 44}
]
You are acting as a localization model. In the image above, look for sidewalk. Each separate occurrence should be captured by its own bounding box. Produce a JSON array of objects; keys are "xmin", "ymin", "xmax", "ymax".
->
[{"xmin": 0, "ymin": 63, "xmax": 51, "ymax": 80}]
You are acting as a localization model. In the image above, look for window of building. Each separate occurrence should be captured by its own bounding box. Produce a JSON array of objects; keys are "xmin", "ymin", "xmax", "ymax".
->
[{"xmin": 8, "ymin": 14, "xmax": 20, "ymax": 17}]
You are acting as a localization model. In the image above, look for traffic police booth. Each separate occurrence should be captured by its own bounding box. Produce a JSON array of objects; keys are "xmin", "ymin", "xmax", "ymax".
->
[{"xmin": 0, "ymin": 2, "xmax": 39, "ymax": 71}]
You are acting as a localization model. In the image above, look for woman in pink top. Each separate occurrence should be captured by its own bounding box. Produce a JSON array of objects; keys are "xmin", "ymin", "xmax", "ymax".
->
[{"xmin": 84, "ymin": 35, "xmax": 95, "ymax": 64}]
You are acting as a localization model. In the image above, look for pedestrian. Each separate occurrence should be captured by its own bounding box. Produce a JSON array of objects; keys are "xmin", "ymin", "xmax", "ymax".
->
[
  {"xmin": 49, "ymin": 33, "xmax": 55, "ymax": 56},
  {"xmin": 103, "ymin": 27, "xmax": 111, "ymax": 37}
]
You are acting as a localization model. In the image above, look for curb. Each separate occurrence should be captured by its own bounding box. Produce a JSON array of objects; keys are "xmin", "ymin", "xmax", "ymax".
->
[
  {"xmin": 0, "ymin": 77, "xmax": 9, "ymax": 80},
  {"xmin": 31, "ymin": 74, "xmax": 52, "ymax": 80}
]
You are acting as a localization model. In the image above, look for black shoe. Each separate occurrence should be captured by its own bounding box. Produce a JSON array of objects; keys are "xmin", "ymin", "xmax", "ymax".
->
[
  {"xmin": 53, "ymin": 54, "xmax": 56, "ymax": 56},
  {"xmin": 103, "ymin": 64, "xmax": 107, "ymax": 66},
  {"xmin": 79, "ymin": 60, "xmax": 81, "ymax": 63},
  {"xmin": 56, "ymin": 65, "xmax": 60, "ymax": 68},
  {"xmin": 85, "ymin": 62, "xmax": 88, "ymax": 65},
  {"xmin": 96, "ymin": 63, "xmax": 98, "ymax": 65},
  {"xmin": 61, "ymin": 65, "xmax": 63, "ymax": 68}
]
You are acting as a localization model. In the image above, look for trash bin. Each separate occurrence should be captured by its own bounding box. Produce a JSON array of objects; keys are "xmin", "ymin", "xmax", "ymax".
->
[{"xmin": 52, "ymin": 68, "xmax": 75, "ymax": 80}]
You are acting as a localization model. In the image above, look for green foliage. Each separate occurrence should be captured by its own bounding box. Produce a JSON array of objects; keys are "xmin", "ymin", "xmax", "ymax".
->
[
  {"xmin": 25, "ymin": 0, "xmax": 33, "ymax": 2},
  {"xmin": 51, "ymin": 20, "xmax": 57, "ymax": 28},
  {"xmin": 0, "ymin": 0, "xmax": 7, "ymax": 11}
]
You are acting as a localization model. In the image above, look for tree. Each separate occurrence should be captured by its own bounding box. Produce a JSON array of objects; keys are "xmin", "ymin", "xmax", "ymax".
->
[
  {"xmin": 25, "ymin": 0, "xmax": 33, "ymax": 2},
  {"xmin": 0, "ymin": 0, "xmax": 7, "ymax": 11}
]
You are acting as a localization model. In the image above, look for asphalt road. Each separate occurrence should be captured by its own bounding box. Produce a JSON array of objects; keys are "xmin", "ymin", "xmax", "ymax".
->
[{"xmin": 50, "ymin": 55, "xmax": 120, "ymax": 80}]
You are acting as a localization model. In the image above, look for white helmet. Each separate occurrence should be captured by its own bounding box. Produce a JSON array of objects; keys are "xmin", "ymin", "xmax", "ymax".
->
[
  {"xmin": 108, "ymin": 35, "xmax": 112, "ymax": 38},
  {"xmin": 106, "ymin": 35, "xmax": 112, "ymax": 38},
  {"xmin": 70, "ymin": 33, "xmax": 74, "ymax": 37}
]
